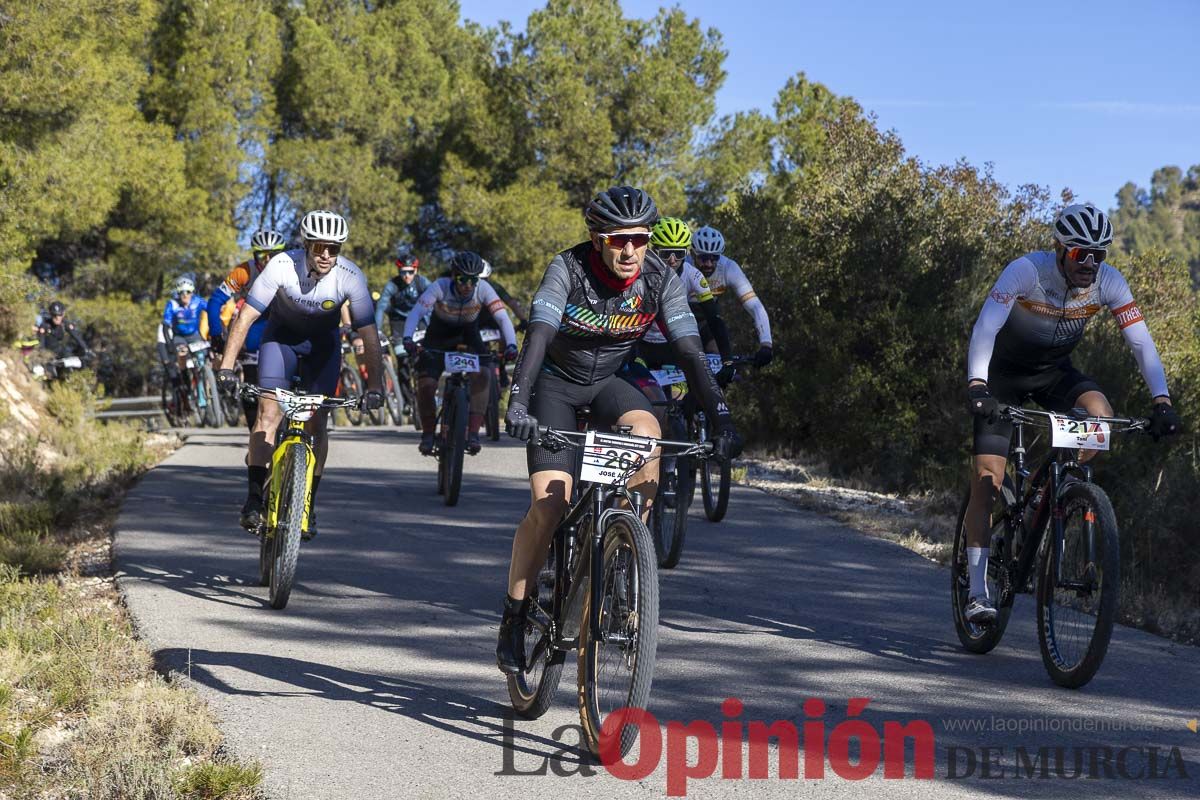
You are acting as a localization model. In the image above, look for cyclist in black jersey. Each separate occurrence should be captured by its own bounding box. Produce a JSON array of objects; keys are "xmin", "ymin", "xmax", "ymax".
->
[{"xmin": 495, "ymin": 186, "xmax": 742, "ymax": 674}]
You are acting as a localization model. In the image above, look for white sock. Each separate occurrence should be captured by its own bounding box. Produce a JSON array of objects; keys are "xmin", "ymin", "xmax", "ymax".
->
[{"xmin": 967, "ymin": 547, "xmax": 989, "ymax": 600}]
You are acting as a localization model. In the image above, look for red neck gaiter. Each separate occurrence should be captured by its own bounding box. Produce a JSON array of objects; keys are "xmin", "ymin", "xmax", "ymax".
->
[{"xmin": 588, "ymin": 249, "xmax": 640, "ymax": 292}]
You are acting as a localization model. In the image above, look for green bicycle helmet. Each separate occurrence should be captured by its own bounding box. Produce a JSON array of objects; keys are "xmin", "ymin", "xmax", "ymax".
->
[{"xmin": 650, "ymin": 217, "xmax": 692, "ymax": 249}]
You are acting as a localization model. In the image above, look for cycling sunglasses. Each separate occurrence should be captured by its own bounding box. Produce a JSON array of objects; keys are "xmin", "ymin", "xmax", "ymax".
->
[
  {"xmin": 692, "ymin": 251, "xmax": 720, "ymax": 263},
  {"xmin": 398, "ymin": 269, "xmax": 416, "ymax": 277},
  {"xmin": 454, "ymin": 274, "xmax": 479, "ymax": 285},
  {"xmin": 657, "ymin": 248, "xmax": 687, "ymax": 261},
  {"xmin": 306, "ymin": 241, "xmax": 341, "ymax": 256},
  {"xmin": 598, "ymin": 232, "xmax": 652, "ymax": 249},
  {"xmin": 1067, "ymin": 246, "xmax": 1106, "ymax": 265}
]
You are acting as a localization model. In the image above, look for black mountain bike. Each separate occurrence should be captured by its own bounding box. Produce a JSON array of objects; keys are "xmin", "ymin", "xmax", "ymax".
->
[
  {"xmin": 951, "ymin": 404, "xmax": 1148, "ymax": 688},
  {"xmin": 689, "ymin": 355, "xmax": 755, "ymax": 522},
  {"xmin": 426, "ymin": 348, "xmax": 492, "ymax": 507},
  {"xmin": 506, "ymin": 425, "xmax": 717, "ymax": 760},
  {"xmin": 644, "ymin": 379, "xmax": 697, "ymax": 569}
]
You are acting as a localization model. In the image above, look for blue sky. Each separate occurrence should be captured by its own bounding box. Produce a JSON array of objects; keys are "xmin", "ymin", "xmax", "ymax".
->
[{"xmin": 458, "ymin": 0, "xmax": 1200, "ymax": 210}]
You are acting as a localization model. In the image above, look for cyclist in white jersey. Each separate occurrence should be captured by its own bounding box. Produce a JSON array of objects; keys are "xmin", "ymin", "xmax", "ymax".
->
[
  {"xmin": 217, "ymin": 210, "xmax": 384, "ymax": 538},
  {"xmin": 402, "ymin": 251, "xmax": 517, "ymax": 455},
  {"xmin": 687, "ymin": 225, "xmax": 773, "ymax": 368},
  {"xmin": 962, "ymin": 203, "xmax": 1180, "ymax": 623}
]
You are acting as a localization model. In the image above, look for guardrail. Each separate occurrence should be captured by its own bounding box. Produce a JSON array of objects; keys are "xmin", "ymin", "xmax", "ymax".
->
[{"xmin": 94, "ymin": 396, "xmax": 163, "ymax": 423}]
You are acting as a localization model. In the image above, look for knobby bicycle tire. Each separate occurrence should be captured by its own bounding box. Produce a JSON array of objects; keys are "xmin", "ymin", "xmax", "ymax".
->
[
  {"xmin": 951, "ymin": 477, "xmax": 1018, "ymax": 653},
  {"xmin": 443, "ymin": 385, "xmax": 468, "ymax": 506},
  {"xmin": 577, "ymin": 512, "xmax": 659, "ymax": 761},
  {"xmin": 269, "ymin": 446, "xmax": 308, "ymax": 610},
  {"xmin": 1036, "ymin": 481, "xmax": 1119, "ymax": 689},
  {"xmin": 341, "ymin": 367, "xmax": 365, "ymax": 426},
  {"xmin": 507, "ymin": 539, "xmax": 568, "ymax": 718},
  {"xmin": 383, "ymin": 358, "xmax": 404, "ymax": 424},
  {"xmin": 201, "ymin": 363, "xmax": 224, "ymax": 428}
]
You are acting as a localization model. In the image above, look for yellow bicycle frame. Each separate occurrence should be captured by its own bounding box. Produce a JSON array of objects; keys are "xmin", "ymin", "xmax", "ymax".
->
[{"xmin": 265, "ymin": 417, "xmax": 317, "ymax": 536}]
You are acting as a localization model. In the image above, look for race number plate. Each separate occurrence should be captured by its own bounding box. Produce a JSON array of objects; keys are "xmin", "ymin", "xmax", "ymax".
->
[
  {"xmin": 705, "ymin": 354, "xmax": 723, "ymax": 374},
  {"xmin": 480, "ymin": 328, "xmax": 502, "ymax": 343},
  {"xmin": 650, "ymin": 367, "xmax": 687, "ymax": 386},
  {"xmin": 412, "ymin": 328, "xmax": 426, "ymax": 343},
  {"xmin": 185, "ymin": 358, "xmax": 195, "ymax": 369},
  {"xmin": 239, "ymin": 351, "xmax": 259, "ymax": 366},
  {"xmin": 579, "ymin": 430, "xmax": 656, "ymax": 485},
  {"xmin": 1049, "ymin": 414, "xmax": 1111, "ymax": 451},
  {"xmin": 444, "ymin": 352, "xmax": 480, "ymax": 373},
  {"xmin": 60, "ymin": 356, "xmax": 83, "ymax": 368},
  {"xmin": 188, "ymin": 340, "xmax": 210, "ymax": 353}
]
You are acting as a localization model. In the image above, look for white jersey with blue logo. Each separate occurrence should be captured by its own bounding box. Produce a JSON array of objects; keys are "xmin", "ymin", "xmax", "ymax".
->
[{"xmin": 245, "ymin": 248, "xmax": 374, "ymax": 335}]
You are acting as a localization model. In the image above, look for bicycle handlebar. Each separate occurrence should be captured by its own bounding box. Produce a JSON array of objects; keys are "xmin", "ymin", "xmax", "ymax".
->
[
  {"xmin": 999, "ymin": 404, "xmax": 1150, "ymax": 432},
  {"xmin": 239, "ymin": 383, "xmax": 362, "ymax": 409},
  {"xmin": 533, "ymin": 425, "xmax": 716, "ymax": 457}
]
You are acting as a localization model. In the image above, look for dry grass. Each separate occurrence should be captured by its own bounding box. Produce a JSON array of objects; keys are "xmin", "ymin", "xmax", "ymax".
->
[{"xmin": 0, "ymin": 362, "xmax": 262, "ymax": 799}]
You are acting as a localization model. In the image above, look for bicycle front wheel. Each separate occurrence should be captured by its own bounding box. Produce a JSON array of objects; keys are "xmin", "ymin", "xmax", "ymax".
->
[
  {"xmin": 340, "ymin": 366, "xmax": 364, "ymax": 425},
  {"xmin": 269, "ymin": 446, "xmax": 308, "ymax": 610},
  {"xmin": 383, "ymin": 358, "xmax": 404, "ymax": 424},
  {"xmin": 443, "ymin": 386, "xmax": 467, "ymax": 506},
  {"xmin": 951, "ymin": 479, "xmax": 1017, "ymax": 653},
  {"xmin": 577, "ymin": 512, "xmax": 659, "ymax": 761},
  {"xmin": 1036, "ymin": 481, "xmax": 1119, "ymax": 689}
]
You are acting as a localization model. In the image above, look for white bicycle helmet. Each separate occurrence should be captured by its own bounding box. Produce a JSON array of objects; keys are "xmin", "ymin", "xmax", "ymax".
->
[
  {"xmin": 251, "ymin": 229, "xmax": 287, "ymax": 252},
  {"xmin": 1053, "ymin": 203, "xmax": 1113, "ymax": 249},
  {"xmin": 299, "ymin": 210, "xmax": 349, "ymax": 244},
  {"xmin": 692, "ymin": 225, "xmax": 726, "ymax": 255},
  {"xmin": 175, "ymin": 277, "xmax": 195, "ymax": 295}
]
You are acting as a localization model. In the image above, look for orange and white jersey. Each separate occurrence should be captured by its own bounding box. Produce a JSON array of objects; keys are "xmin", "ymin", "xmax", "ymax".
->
[{"xmin": 968, "ymin": 250, "xmax": 1168, "ymax": 398}]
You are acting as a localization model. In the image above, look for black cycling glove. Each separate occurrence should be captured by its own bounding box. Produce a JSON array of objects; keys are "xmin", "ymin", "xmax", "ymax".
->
[
  {"xmin": 362, "ymin": 390, "xmax": 384, "ymax": 410},
  {"xmin": 967, "ymin": 384, "xmax": 998, "ymax": 423},
  {"xmin": 216, "ymin": 369, "xmax": 239, "ymax": 392},
  {"xmin": 754, "ymin": 345, "xmax": 773, "ymax": 368},
  {"xmin": 505, "ymin": 401, "xmax": 538, "ymax": 442},
  {"xmin": 1149, "ymin": 402, "xmax": 1181, "ymax": 441},
  {"xmin": 714, "ymin": 426, "xmax": 744, "ymax": 462}
]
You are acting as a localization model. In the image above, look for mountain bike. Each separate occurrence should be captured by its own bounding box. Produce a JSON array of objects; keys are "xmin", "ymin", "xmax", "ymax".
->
[
  {"xmin": 639, "ymin": 365, "xmax": 698, "ymax": 569},
  {"xmin": 163, "ymin": 340, "xmax": 221, "ymax": 428},
  {"xmin": 216, "ymin": 351, "xmax": 249, "ymax": 428},
  {"xmin": 481, "ymin": 328, "xmax": 504, "ymax": 442},
  {"xmin": 240, "ymin": 383, "xmax": 360, "ymax": 610},
  {"xmin": 425, "ymin": 348, "xmax": 493, "ymax": 507},
  {"xmin": 951, "ymin": 404, "xmax": 1148, "ymax": 688},
  {"xmin": 689, "ymin": 354, "xmax": 754, "ymax": 521},
  {"xmin": 506, "ymin": 425, "xmax": 717, "ymax": 760}
]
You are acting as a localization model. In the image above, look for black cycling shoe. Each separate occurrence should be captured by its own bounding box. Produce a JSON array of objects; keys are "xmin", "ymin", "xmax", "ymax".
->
[
  {"xmin": 301, "ymin": 507, "xmax": 318, "ymax": 542},
  {"xmin": 496, "ymin": 595, "xmax": 529, "ymax": 675},
  {"xmin": 467, "ymin": 432, "xmax": 482, "ymax": 456},
  {"xmin": 418, "ymin": 432, "xmax": 435, "ymax": 456},
  {"xmin": 240, "ymin": 496, "xmax": 265, "ymax": 535}
]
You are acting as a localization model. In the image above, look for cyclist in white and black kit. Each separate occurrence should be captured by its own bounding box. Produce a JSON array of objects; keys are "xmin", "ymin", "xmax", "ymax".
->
[
  {"xmin": 402, "ymin": 251, "xmax": 517, "ymax": 456},
  {"xmin": 963, "ymin": 203, "xmax": 1181, "ymax": 623},
  {"xmin": 687, "ymin": 225, "xmax": 773, "ymax": 369},
  {"xmin": 496, "ymin": 186, "xmax": 742, "ymax": 674},
  {"xmin": 217, "ymin": 210, "xmax": 385, "ymax": 538}
]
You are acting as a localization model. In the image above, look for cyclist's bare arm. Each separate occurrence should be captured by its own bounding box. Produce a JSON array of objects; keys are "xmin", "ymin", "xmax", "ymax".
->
[{"xmin": 219, "ymin": 304, "xmax": 262, "ymax": 373}]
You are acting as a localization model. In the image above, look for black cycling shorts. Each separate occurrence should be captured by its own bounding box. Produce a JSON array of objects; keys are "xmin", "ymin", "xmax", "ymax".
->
[
  {"xmin": 973, "ymin": 361, "xmax": 1102, "ymax": 457},
  {"xmin": 527, "ymin": 371, "xmax": 653, "ymax": 474},
  {"xmin": 416, "ymin": 318, "xmax": 485, "ymax": 379}
]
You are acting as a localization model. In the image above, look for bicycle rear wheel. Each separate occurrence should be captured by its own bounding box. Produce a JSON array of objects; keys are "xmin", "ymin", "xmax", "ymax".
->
[
  {"xmin": 340, "ymin": 366, "xmax": 364, "ymax": 425},
  {"xmin": 443, "ymin": 386, "xmax": 468, "ymax": 506},
  {"xmin": 269, "ymin": 447, "xmax": 308, "ymax": 610},
  {"xmin": 1036, "ymin": 481, "xmax": 1119, "ymax": 689},
  {"xmin": 951, "ymin": 478, "xmax": 1017, "ymax": 653},
  {"xmin": 507, "ymin": 538, "xmax": 567, "ymax": 718},
  {"xmin": 577, "ymin": 512, "xmax": 659, "ymax": 761}
]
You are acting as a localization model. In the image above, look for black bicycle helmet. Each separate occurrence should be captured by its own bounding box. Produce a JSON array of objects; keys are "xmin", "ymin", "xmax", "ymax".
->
[
  {"xmin": 48, "ymin": 301, "xmax": 66, "ymax": 316},
  {"xmin": 584, "ymin": 186, "xmax": 658, "ymax": 232},
  {"xmin": 449, "ymin": 251, "xmax": 486, "ymax": 277}
]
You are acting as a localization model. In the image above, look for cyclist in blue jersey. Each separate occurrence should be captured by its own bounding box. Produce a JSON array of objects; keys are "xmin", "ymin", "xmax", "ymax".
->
[{"xmin": 159, "ymin": 277, "xmax": 208, "ymax": 389}]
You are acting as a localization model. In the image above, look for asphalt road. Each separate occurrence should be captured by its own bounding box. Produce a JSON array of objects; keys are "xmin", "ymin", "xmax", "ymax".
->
[{"xmin": 114, "ymin": 426, "xmax": 1200, "ymax": 799}]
